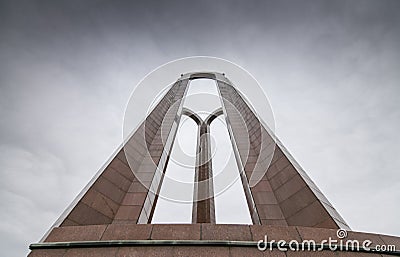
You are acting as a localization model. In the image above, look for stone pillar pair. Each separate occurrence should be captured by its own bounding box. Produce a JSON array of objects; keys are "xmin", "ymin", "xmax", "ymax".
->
[{"xmin": 54, "ymin": 72, "xmax": 349, "ymax": 230}]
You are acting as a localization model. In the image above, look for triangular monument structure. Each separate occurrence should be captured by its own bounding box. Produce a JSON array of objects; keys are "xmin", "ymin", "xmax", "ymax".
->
[{"xmin": 28, "ymin": 72, "xmax": 399, "ymax": 257}]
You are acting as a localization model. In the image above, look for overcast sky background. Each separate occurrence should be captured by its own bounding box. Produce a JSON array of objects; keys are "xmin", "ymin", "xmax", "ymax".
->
[{"xmin": 1, "ymin": 0, "xmax": 400, "ymax": 256}]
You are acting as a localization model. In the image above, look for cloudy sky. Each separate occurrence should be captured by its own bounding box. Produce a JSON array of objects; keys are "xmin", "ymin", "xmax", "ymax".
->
[{"xmin": 1, "ymin": 0, "xmax": 400, "ymax": 256}]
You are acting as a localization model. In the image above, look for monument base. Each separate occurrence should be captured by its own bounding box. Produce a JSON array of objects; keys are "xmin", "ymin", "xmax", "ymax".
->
[{"xmin": 29, "ymin": 224, "xmax": 400, "ymax": 256}]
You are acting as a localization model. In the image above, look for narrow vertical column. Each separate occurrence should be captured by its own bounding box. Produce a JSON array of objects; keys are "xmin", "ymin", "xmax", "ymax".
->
[
  {"xmin": 192, "ymin": 123, "xmax": 215, "ymax": 223},
  {"xmin": 190, "ymin": 108, "xmax": 222, "ymax": 223}
]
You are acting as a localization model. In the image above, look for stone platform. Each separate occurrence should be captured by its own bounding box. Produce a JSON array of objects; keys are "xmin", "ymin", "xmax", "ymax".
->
[{"xmin": 28, "ymin": 224, "xmax": 400, "ymax": 256}]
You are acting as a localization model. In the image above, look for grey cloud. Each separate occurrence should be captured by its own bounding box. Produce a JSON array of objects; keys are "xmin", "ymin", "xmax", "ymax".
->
[{"xmin": 1, "ymin": 0, "xmax": 400, "ymax": 256}]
